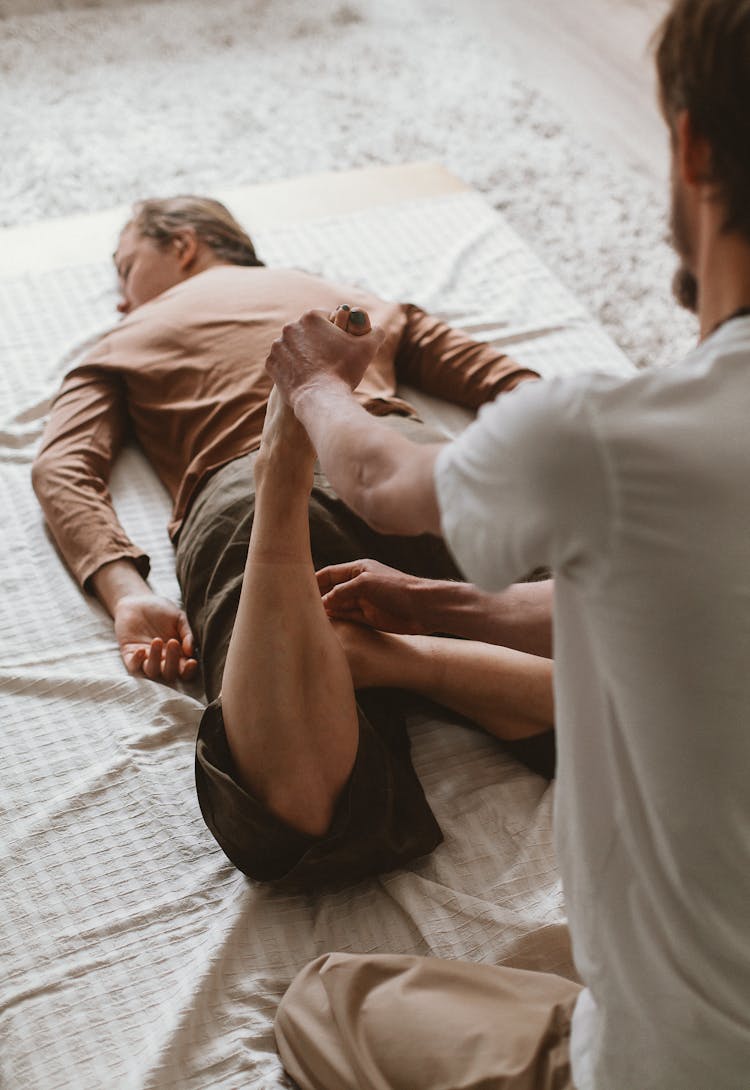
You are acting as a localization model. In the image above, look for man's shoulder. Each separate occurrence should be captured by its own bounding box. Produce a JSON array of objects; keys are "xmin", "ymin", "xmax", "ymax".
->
[{"xmin": 473, "ymin": 370, "xmax": 626, "ymax": 438}]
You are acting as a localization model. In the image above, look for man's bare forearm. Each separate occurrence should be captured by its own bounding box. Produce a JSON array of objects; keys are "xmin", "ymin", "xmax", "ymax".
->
[
  {"xmin": 294, "ymin": 379, "xmax": 443, "ymax": 536},
  {"xmin": 416, "ymin": 577, "xmax": 554, "ymax": 658}
]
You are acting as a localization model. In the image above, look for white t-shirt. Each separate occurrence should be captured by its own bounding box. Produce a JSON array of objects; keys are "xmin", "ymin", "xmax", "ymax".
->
[{"xmin": 435, "ymin": 316, "xmax": 750, "ymax": 1090}]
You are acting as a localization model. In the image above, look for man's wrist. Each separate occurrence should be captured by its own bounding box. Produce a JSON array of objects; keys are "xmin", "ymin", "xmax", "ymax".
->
[
  {"xmin": 414, "ymin": 577, "xmax": 464, "ymax": 634},
  {"xmin": 292, "ymin": 374, "xmax": 352, "ymax": 421},
  {"xmin": 415, "ymin": 578, "xmax": 489, "ymax": 637}
]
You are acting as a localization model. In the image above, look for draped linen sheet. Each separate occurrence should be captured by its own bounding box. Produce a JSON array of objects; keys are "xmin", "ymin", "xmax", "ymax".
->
[{"xmin": 0, "ymin": 189, "xmax": 634, "ymax": 1090}]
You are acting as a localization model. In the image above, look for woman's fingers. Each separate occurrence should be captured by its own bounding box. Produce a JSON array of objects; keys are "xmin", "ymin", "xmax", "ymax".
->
[
  {"xmin": 180, "ymin": 657, "xmax": 199, "ymax": 681},
  {"xmin": 162, "ymin": 638, "xmax": 181, "ymax": 683},
  {"xmin": 177, "ymin": 613, "xmax": 195, "ymax": 658},
  {"xmin": 126, "ymin": 647, "xmax": 147, "ymax": 674},
  {"xmin": 124, "ymin": 636, "xmax": 199, "ymax": 684},
  {"xmin": 143, "ymin": 637, "xmax": 164, "ymax": 680}
]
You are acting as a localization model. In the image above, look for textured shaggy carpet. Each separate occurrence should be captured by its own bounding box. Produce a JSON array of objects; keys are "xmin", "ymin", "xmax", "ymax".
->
[{"xmin": 1, "ymin": 0, "xmax": 697, "ymax": 369}]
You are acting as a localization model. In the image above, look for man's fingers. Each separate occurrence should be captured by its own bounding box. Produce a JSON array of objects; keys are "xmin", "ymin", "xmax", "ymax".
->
[
  {"xmin": 322, "ymin": 573, "xmax": 373, "ymax": 612},
  {"xmin": 321, "ymin": 583, "xmax": 353, "ymax": 610},
  {"xmin": 316, "ymin": 561, "xmax": 366, "ymax": 594},
  {"xmin": 267, "ymin": 307, "xmax": 385, "ymax": 401},
  {"xmin": 324, "ymin": 603, "xmax": 368, "ymax": 626}
]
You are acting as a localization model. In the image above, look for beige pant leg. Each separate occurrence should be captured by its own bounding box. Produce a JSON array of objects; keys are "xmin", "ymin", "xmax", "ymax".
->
[{"xmin": 275, "ymin": 952, "xmax": 582, "ymax": 1090}]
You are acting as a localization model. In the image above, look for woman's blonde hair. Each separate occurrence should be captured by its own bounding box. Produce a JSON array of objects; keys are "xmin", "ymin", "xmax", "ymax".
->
[{"xmin": 129, "ymin": 195, "xmax": 264, "ymax": 266}]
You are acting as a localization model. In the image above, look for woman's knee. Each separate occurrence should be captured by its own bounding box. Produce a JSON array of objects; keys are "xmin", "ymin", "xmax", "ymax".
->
[{"xmin": 263, "ymin": 776, "xmax": 338, "ymax": 839}]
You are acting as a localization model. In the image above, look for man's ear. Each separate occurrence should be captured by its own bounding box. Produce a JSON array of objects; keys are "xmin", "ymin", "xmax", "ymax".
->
[
  {"xmin": 172, "ymin": 228, "xmax": 199, "ymax": 270},
  {"xmin": 675, "ymin": 109, "xmax": 713, "ymax": 187}
]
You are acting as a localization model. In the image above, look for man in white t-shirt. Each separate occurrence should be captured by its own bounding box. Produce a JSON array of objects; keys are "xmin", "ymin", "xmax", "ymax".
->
[{"xmin": 265, "ymin": 0, "xmax": 750, "ymax": 1086}]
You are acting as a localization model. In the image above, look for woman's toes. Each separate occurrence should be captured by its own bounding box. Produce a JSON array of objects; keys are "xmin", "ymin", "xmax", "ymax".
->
[
  {"xmin": 329, "ymin": 304, "xmax": 351, "ymax": 330},
  {"xmin": 347, "ymin": 308, "xmax": 371, "ymax": 336},
  {"xmin": 328, "ymin": 305, "xmax": 371, "ymax": 336}
]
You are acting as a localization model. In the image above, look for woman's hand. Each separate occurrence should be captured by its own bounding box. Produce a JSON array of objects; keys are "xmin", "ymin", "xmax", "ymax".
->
[{"xmin": 114, "ymin": 593, "xmax": 198, "ymax": 683}]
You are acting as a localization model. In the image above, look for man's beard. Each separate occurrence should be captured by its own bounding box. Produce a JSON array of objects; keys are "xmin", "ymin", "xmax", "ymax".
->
[
  {"xmin": 672, "ymin": 266, "xmax": 699, "ymax": 313},
  {"xmin": 670, "ymin": 175, "xmax": 699, "ymax": 314}
]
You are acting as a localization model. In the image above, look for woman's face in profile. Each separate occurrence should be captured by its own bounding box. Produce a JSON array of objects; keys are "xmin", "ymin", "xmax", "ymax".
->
[{"xmin": 114, "ymin": 222, "xmax": 187, "ymax": 315}]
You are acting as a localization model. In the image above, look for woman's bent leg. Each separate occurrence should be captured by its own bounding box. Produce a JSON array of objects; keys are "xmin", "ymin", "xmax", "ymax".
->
[{"xmin": 220, "ymin": 389, "xmax": 360, "ymax": 838}]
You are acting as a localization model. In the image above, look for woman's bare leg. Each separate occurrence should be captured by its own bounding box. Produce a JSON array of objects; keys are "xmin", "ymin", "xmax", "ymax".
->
[
  {"xmin": 336, "ymin": 623, "xmax": 554, "ymax": 741},
  {"xmin": 220, "ymin": 388, "xmax": 360, "ymax": 838}
]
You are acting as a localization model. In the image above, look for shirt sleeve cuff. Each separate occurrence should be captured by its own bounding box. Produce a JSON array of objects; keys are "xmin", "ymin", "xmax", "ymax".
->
[{"xmin": 80, "ymin": 549, "xmax": 151, "ymax": 595}]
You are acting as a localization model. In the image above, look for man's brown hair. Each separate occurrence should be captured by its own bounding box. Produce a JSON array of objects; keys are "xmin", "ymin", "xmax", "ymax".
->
[
  {"xmin": 654, "ymin": 0, "xmax": 750, "ymax": 241},
  {"xmin": 130, "ymin": 195, "xmax": 265, "ymax": 267}
]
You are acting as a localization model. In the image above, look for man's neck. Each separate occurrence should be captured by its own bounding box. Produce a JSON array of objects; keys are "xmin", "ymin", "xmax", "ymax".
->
[{"xmin": 696, "ymin": 225, "xmax": 750, "ymax": 340}]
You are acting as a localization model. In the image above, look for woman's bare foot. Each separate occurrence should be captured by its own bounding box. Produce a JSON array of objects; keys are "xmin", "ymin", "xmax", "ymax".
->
[
  {"xmin": 255, "ymin": 300, "xmax": 368, "ymax": 483},
  {"xmin": 254, "ymin": 384, "xmax": 316, "ymax": 490}
]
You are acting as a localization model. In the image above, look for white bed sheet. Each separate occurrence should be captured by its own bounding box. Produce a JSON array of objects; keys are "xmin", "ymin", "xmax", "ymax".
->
[{"xmin": 0, "ymin": 190, "xmax": 634, "ymax": 1090}]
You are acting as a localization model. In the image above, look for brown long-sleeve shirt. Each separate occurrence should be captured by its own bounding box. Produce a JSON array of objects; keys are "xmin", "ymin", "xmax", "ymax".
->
[{"xmin": 32, "ymin": 265, "xmax": 536, "ymax": 589}]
